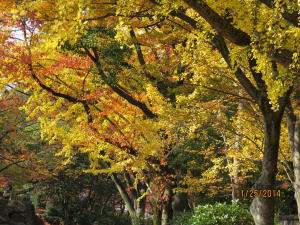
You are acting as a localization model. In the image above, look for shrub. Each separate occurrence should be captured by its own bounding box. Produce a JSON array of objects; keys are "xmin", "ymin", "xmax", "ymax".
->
[
  {"xmin": 170, "ymin": 210, "xmax": 194, "ymax": 225},
  {"xmin": 170, "ymin": 201, "xmax": 254, "ymax": 225},
  {"xmin": 43, "ymin": 204, "xmax": 64, "ymax": 224}
]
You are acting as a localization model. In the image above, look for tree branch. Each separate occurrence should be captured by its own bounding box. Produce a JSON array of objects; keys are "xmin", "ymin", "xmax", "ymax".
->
[
  {"xmin": 3, "ymin": 187, "xmax": 34, "ymax": 198},
  {"xmin": 258, "ymin": 0, "xmax": 299, "ymax": 27}
]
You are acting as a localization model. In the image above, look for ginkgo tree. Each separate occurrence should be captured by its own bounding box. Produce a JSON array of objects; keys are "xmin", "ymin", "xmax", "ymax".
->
[
  {"xmin": 112, "ymin": 1, "xmax": 300, "ymax": 224},
  {"xmin": 0, "ymin": 0, "xmax": 299, "ymax": 225}
]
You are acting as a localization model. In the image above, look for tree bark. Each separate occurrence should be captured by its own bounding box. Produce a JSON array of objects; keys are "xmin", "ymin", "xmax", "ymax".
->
[
  {"xmin": 161, "ymin": 182, "xmax": 173, "ymax": 225},
  {"xmin": 232, "ymin": 89, "xmax": 243, "ymax": 203},
  {"xmin": 285, "ymin": 100, "xmax": 300, "ymax": 222},
  {"xmin": 62, "ymin": 199, "xmax": 70, "ymax": 225},
  {"xmin": 232, "ymin": 157, "xmax": 239, "ymax": 203},
  {"xmin": 250, "ymin": 116, "xmax": 281, "ymax": 225},
  {"xmin": 133, "ymin": 182, "xmax": 147, "ymax": 225},
  {"xmin": 172, "ymin": 167, "xmax": 190, "ymax": 212},
  {"xmin": 136, "ymin": 183, "xmax": 147, "ymax": 217},
  {"xmin": 153, "ymin": 206, "xmax": 162, "ymax": 225}
]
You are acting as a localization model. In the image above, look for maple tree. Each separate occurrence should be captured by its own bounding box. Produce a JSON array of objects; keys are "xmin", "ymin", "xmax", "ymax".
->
[{"xmin": 0, "ymin": 1, "xmax": 299, "ymax": 225}]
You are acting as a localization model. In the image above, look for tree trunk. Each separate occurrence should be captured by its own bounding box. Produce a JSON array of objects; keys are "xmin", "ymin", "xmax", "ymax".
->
[
  {"xmin": 292, "ymin": 119, "xmax": 300, "ymax": 223},
  {"xmin": 222, "ymin": 131, "xmax": 240, "ymax": 203},
  {"xmin": 161, "ymin": 182, "xmax": 173, "ymax": 225},
  {"xmin": 248, "ymin": 83, "xmax": 292, "ymax": 225},
  {"xmin": 136, "ymin": 182, "xmax": 147, "ymax": 217},
  {"xmin": 232, "ymin": 158, "xmax": 239, "ymax": 202},
  {"xmin": 132, "ymin": 182, "xmax": 147, "ymax": 225},
  {"xmin": 285, "ymin": 101, "xmax": 300, "ymax": 222},
  {"xmin": 172, "ymin": 167, "xmax": 190, "ymax": 212},
  {"xmin": 250, "ymin": 116, "xmax": 281, "ymax": 225},
  {"xmin": 153, "ymin": 206, "xmax": 162, "ymax": 225},
  {"xmin": 232, "ymin": 90, "xmax": 243, "ymax": 203},
  {"xmin": 62, "ymin": 200, "xmax": 70, "ymax": 225},
  {"xmin": 100, "ymin": 161, "xmax": 148, "ymax": 224}
]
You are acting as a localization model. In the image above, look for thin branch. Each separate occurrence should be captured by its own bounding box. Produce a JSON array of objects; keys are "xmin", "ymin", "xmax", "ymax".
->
[
  {"xmin": 0, "ymin": 160, "xmax": 24, "ymax": 173},
  {"xmin": 192, "ymin": 83, "xmax": 255, "ymax": 103}
]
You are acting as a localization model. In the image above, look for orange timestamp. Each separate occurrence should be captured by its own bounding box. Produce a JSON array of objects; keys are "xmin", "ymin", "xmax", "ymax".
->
[{"xmin": 237, "ymin": 190, "xmax": 281, "ymax": 198}]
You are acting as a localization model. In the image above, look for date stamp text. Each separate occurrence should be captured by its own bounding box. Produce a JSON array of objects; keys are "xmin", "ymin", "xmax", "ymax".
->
[{"xmin": 236, "ymin": 190, "xmax": 280, "ymax": 198}]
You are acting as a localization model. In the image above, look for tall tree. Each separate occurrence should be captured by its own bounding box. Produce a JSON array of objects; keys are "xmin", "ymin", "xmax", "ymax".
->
[{"xmin": 0, "ymin": 1, "xmax": 299, "ymax": 224}]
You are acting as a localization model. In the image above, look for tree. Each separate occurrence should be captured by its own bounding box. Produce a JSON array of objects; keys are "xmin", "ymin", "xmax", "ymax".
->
[
  {"xmin": 0, "ymin": 1, "xmax": 299, "ymax": 225},
  {"xmin": 113, "ymin": 1, "xmax": 299, "ymax": 224},
  {"xmin": 282, "ymin": 83, "xmax": 300, "ymax": 220},
  {"xmin": 0, "ymin": 18, "xmax": 191, "ymax": 224},
  {"xmin": 0, "ymin": 88, "xmax": 45, "ymax": 198},
  {"xmin": 32, "ymin": 153, "xmax": 128, "ymax": 225}
]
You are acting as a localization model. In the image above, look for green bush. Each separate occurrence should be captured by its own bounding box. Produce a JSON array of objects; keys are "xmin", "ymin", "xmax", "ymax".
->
[
  {"xmin": 170, "ymin": 210, "xmax": 194, "ymax": 225},
  {"xmin": 43, "ymin": 204, "xmax": 64, "ymax": 224},
  {"xmin": 170, "ymin": 202, "xmax": 254, "ymax": 225}
]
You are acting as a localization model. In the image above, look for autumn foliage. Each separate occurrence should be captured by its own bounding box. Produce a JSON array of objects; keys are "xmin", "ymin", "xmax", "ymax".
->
[{"xmin": 0, "ymin": 0, "xmax": 299, "ymax": 225}]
